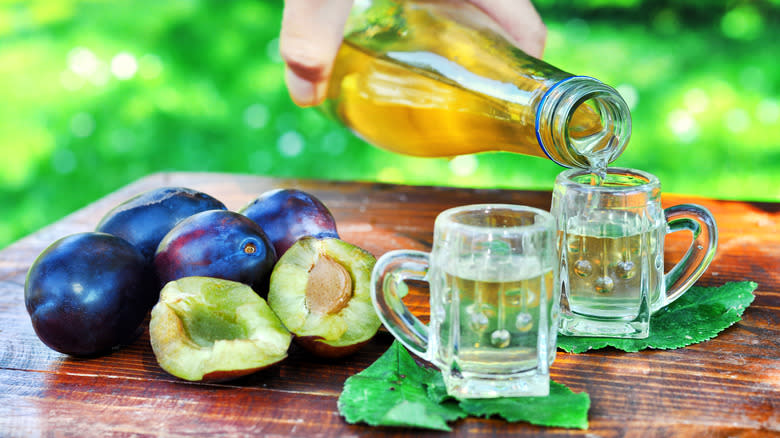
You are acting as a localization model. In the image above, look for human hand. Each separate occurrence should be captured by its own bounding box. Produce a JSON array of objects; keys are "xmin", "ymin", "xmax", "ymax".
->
[{"xmin": 279, "ymin": 0, "xmax": 547, "ymax": 107}]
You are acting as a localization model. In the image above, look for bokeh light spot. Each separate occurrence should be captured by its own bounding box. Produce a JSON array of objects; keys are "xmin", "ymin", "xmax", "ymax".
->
[
  {"xmin": 266, "ymin": 37, "xmax": 282, "ymax": 63},
  {"xmin": 449, "ymin": 155, "xmax": 478, "ymax": 177},
  {"xmin": 721, "ymin": 5, "xmax": 763, "ymax": 40},
  {"xmin": 278, "ymin": 131, "xmax": 304, "ymax": 157},
  {"xmin": 377, "ymin": 167, "xmax": 403, "ymax": 183},
  {"xmin": 51, "ymin": 148, "xmax": 77, "ymax": 174},
  {"xmin": 545, "ymin": 28, "xmax": 564, "ymax": 53},
  {"xmin": 684, "ymin": 88, "xmax": 709, "ymax": 114},
  {"xmin": 88, "ymin": 61, "xmax": 110, "ymax": 87},
  {"xmin": 67, "ymin": 47, "xmax": 98, "ymax": 77},
  {"xmin": 756, "ymin": 99, "xmax": 779, "ymax": 125},
  {"xmin": 724, "ymin": 108, "xmax": 750, "ymax": 133},
  {"xmin": 321, "ymin": 130, "xmax": 347, "ymax": 156},
  {"xmin": 244, "ymin": 103, "xmax": 270, "ymax": 129},
  {"xmin": 616, "ymin": 84, "xmax": 639, "ymax": 110},
  {"xmin": 70, "ymin": 112, "xmax": 95, "ymax": 137},
  {"xmin": 109, "ymin": 129, "xmax": 135, "ymax": 153},
  {"xmin": 111, "ymin": 52, "xmax": 138, "ymax": 80},
  {"xmin": 667, "ymin": 109, "xmax": 698, "ymax": 143},
  {"xmin": 740, "ymin": 66, "xmax": 767, "ymax": 93}
]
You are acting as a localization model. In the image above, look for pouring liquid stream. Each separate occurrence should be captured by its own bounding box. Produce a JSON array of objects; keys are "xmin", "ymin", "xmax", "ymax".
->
[{"xmin": 585, "ymin": 136, "xmax": 619, "ymax": 187}]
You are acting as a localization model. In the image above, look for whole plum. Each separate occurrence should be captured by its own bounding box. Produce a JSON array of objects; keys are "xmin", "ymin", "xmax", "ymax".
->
[
  {"xmin": 96, "ymin": 187, "xmax": 226, "ymax": 262},
  {"xmin": 240, "ymin": 189, "xmax": 338, "ymax": 257},
  {"xmin": 154, "ymin": 210, "xmax": 277, "ymax": 294},
  {"xmin": 24, "ymin": 232, "xmax": 157, "ymax": 356}
]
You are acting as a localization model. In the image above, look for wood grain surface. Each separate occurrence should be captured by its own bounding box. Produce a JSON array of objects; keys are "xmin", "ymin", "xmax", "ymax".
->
[{"xmin": 0, "ymin": 172, "xmax": 777, "ymax": 437}]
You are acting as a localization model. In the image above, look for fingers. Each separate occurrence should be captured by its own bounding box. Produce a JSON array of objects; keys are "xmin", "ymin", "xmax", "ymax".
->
[
  {"xmin": 280, "ymin": 0, "xmax": 354, "ymax": 107},
  {"xmin": 279, "ymin": 0, "xmax": 546, "ymax": 106},
  {"xmin": 468, "ymin": 0, "xmax": 547, "ymax": 58}
]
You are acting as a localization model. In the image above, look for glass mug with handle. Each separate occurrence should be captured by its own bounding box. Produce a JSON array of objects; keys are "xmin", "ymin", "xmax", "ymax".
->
[
  {"xmin": 552, "ymin": 167, "xmax": 718, "ymax": 339},
  {"xmin": 371, "ymin": 204, "xmax": 560, "ymax": 398}
]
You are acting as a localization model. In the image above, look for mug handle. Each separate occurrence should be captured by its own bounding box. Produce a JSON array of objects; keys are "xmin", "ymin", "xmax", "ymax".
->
[
  {"xmin": 662, "ymin": 204, "xmax": 718, "ymax": 307},
  {"xmin": 370, "ymin": 250, "xmax": 432, "ymax": 361}
]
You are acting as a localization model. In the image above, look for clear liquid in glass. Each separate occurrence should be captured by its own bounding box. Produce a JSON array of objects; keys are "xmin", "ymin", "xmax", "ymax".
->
[{"xmin": 431, "ymin": 254, "xmax": 556, "ymax": 397}]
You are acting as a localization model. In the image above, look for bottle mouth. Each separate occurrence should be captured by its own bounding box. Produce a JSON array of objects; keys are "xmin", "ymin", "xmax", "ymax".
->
[{"xmin": 536, "ymin": 76, "xmax": 632, "ymax": 168}]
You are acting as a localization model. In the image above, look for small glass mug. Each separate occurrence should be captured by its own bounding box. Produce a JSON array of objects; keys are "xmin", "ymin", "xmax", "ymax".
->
[
  {"xmin": 371, "ymin": 204, "xmax": 560, "ymax": 398},
  {"xmin": 551, "ymin": 167, "xmax": 718, "ymax": 339}
]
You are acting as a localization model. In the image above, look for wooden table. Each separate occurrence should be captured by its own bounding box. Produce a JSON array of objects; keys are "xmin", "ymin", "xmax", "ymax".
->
[{"xmin": 1, "ymin": 172, "xmax": 778, "ymax": 437}]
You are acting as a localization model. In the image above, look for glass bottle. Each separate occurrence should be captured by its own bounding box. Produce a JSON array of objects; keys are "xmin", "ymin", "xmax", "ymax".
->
[{"xmin": 321, "ymin": 0, "xmax": 632, "ymax": 169}]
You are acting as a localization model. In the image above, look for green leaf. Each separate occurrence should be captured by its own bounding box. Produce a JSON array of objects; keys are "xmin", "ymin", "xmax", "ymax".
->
[
  {"xmin": 558, "ymin": 281, "xmax": 757, "ymax": 353},
  {"xmin": 337, "ymin": 341, "xmax": 467, "ymax": 431},
  {"xmin": 339, "ymin": 341, "xmax": 591, "ymax": 430},
  {"xmin": 426, "ymin": 374, "xmax": 590, "ymax": 429},
  {"xmin": 458, "ymin": 382, "xmax": 590, "ymax": 429}
]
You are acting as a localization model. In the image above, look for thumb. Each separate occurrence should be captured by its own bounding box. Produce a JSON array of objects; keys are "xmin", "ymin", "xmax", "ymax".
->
[{"xmin": 279, "ymin": 0, "xmax": 354, "ymax": 107}]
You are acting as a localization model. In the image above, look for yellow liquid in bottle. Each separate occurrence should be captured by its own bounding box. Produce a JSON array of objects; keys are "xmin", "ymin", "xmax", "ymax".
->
[{"xmin": 325, "ymin": 4, "xmax": 603, "ymax": 159}]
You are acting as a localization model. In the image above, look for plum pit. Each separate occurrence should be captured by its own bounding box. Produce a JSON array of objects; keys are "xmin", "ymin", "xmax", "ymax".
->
[{"xmin": 305, "ymin": 254, "xmax": 353, "ymax": 316}]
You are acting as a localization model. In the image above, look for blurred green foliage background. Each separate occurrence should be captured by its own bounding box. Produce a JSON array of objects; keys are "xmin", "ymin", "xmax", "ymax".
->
[{"xmin": 0, "ymin": 0, "xmax": 778, "ymax": 249}]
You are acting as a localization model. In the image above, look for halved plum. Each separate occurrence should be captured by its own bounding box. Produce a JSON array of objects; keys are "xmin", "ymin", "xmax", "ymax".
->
[
  {"xmin": 149, "ymin": 277, "xmax": 292, "ymax": 382},
  {"xmin": 267, "ymin": 237, "xmax": 380, "ymax": 358}
]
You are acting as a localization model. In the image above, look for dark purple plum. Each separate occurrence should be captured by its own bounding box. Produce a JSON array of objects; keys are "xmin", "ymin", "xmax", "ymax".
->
[
  {"xmin": 239, "ymin": 189, "xmax": 338, "ymax": 257},
  {"xmin": 24, "ymin": 232, "xmax": 157, "ymax": 356},
  {"xmin": 154, "ymin": 210, "xmax": 277, "ymax": 294},
  {"xmin": 96, "ymin": 187, "xmax": 226, "ymax": 263}
]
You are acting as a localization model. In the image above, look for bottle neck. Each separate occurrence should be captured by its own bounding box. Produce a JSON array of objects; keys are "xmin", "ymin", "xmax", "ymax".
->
[{"xmin": 535, "ymin": 76, "xmax": 632, "ymax": 169}]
